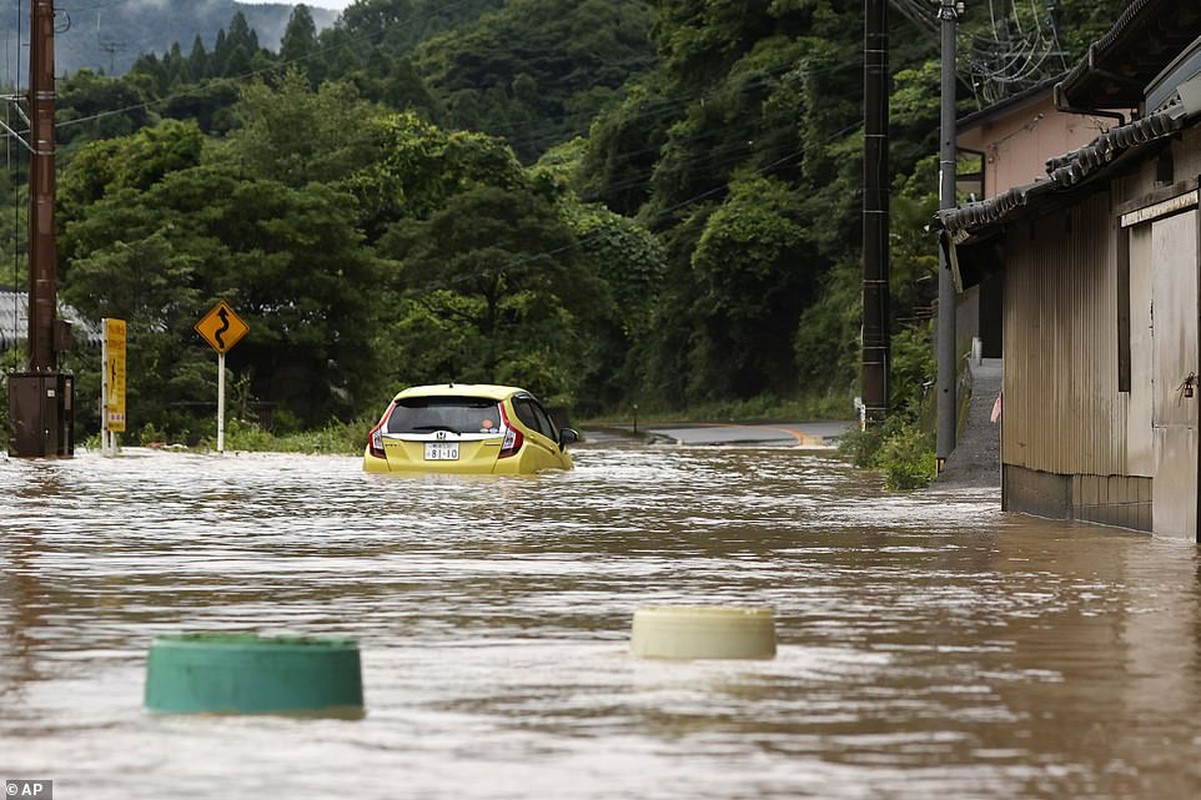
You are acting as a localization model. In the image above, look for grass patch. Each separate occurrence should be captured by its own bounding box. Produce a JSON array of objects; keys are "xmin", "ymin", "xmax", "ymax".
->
[
  {"xmin": 198, "ymin": 418, "xmax": 370, "ymax": 454},
  {"xmin": 81, "ymin": 417, "xmax": 373, "ymax": 455}
]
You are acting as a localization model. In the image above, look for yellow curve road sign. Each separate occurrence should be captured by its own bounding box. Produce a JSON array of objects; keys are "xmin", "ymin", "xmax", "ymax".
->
[{"xmin": 195, "ymin": 300, "xmax": 249, "ymax": 354}]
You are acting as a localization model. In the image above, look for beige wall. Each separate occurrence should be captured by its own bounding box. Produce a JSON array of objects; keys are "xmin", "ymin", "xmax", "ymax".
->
[{"xmin": 959, "ymin": 95, "xmax": 1116, "ymax": 199}]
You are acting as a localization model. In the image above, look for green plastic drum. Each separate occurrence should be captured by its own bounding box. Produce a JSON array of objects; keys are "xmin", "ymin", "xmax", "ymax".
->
[{"xmin": 144, "ymin": 633, "xmax": 364, "ymax": 716}]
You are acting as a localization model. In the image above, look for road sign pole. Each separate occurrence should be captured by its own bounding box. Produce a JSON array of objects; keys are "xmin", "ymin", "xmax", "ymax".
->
[
  {"xmin": 195, "ymin": 300, "xmax": 247, "ymax": 455},
  {"xmin": 101, "ymin": 328, "xmax": 111, "ymax": 456},
  {"xmin": 217, "ymin": 351, "xmax": 226, "ymax": 454}
]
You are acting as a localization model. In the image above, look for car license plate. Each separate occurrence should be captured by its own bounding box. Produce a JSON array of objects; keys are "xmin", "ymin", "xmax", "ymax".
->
[{"xmin": 424, "ymin": 442, "xmax": 459, "ymax": 461}]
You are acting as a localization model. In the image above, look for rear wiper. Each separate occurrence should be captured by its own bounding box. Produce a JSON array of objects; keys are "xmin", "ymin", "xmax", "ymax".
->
[{"xmin": 411, "ymin": 424, "xmax": 462, "ymax": 434}]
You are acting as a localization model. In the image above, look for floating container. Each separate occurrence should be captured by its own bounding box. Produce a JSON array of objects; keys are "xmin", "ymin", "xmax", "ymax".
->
[
  {"xmin": 630, "ymin": 605, "xmax": 777, "ymax": 660},
  {"xmin": 144, "ymin": 633, "xmax": 364, "ymax": 716}
]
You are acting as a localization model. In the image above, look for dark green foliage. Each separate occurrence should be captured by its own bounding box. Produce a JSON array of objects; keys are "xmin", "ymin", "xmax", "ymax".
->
[
  {"xmin": 0, "ymin": 1, "xmax": 337, "ymax": 77},
  {"xmin": 280, "ymin": 6, "xmax": 319, "ymax": 68},
  {"xmin": 876, "ymin": 424, "xmax": 936, "ymax": 489},
  {"xmin": 57, "ymin": 71, "xmax": 154, "ymax": 148},
  {"xmin": 794, "ymin": 259, "xmax": 861, "ymax": 393},
  {"xmin": 1053, "ymin": 0, "xmax": 1130, "ymax": 57},
  {"xmin": 414, "ymin": 0, "xmax": 658, "ymax": 162},
  {"xmin": 560, "ymin": 199, "xmax": 666, "ymax": 412},
  {"xmin": 613, "ymin": 2, "xmax": 871, "ymax": 408},
  {"xmin": 688, "ymin": 173, "xmax": 816, "ymax": 399},
  {"xmin": 375, "ymin": 183, "xmax": 603, "ymax": 404},
  {"xmin": 0, "ymin": 0, "xmax": 1135, "ymax": 443},
  {"xmin": 226, "ymin": 72, "xmax": 381, "ymax": 188},
  {"xmin": 304, "ymin": 0, "xmax": 502, "ymax": 107},
  {"xmin": 61, "ymin": 163, "xmax": 380, "ymax": 429},
  {"xmin": 343, "ymin": 110, "xmax": 530, "ymax": 237},
  {"xmin": 576, "ymin": 81, "xmax": 674, "ymax": 216},
  {"xmin": 890, "ymin": 322, "xmax": 937, "ymax": 423},
  {"xmin": 835, "ymin": 323, "xmax": 937, "ymax": 489}
]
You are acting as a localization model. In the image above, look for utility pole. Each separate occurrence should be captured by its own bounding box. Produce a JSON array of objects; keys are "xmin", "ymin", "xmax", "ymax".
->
[
  {"xmin": 936, "ymin": 0, "xmax": 960, "ymax": 471},
  {"xmin": 99, "ymin": 41, "xmax": 127, "ymax": 75},
  {"xmin": 97, "ymin": 12, "xmax": 127, "ymax": 76},
  {"xmin": 28, "ymin": 0, "xmax": 56, "ymax": 372},
  {"xmin": 6, "ymin": 0, "xmax": 74, "ymax": 458},
  {"xmin": 861, "ymin": 0, "xmax": 890, "ymax": 424}
]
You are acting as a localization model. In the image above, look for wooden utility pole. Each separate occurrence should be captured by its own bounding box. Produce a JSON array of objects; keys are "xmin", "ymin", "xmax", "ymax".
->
[
  {"xmin": 28, "ymin": 0, "xmax": 57, "ymax": 370},
  {"xmin": 6, "ymin": 0, "xmax": 73, "ymax": 458},
  {"xmin": 861, "ymin": 0, "xmax": 890, "ymax": 423}
]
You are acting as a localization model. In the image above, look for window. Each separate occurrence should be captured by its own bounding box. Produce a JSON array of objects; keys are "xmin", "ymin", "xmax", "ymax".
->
[
  {"xmin": 387, "ymin": 396, "xmax": 501, "ymax": 435},
  {"xmin": 513, "ymin": 395, "xmax": 557, "ymax": 440}
]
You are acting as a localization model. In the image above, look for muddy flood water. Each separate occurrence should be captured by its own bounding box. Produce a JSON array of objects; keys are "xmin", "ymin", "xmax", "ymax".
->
[{"xmin": 3, "ymin": 441, "xmax": 1201, "ymax": 799}]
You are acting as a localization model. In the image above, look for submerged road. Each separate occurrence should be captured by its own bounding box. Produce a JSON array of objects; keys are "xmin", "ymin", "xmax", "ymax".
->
[{"xmin": 3, "ymin": 443, "xmax": 1200, "ymax": 799}]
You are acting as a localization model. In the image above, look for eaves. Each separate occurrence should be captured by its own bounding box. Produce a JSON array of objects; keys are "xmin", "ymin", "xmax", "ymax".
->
[
  {"xmin": 937, "ymin": 107, "xmax": 1188, "ymax": 241},
  {"xmin": 1056, "ymin": 0, "xmax": 1201, "ymax": 111}
]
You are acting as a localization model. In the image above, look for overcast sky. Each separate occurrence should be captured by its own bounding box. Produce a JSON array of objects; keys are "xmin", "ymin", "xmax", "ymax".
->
[{"xmin": 240, "ymin": 1, "xmax": 356, "ymax": 11}]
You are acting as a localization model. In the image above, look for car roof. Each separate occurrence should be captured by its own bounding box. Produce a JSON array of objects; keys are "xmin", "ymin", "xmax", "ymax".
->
[{"xmin": 390, "ymin": 383, "xmax": 527, "ymax": 402}]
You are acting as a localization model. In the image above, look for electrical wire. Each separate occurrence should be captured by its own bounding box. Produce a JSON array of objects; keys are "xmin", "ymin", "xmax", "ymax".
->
[{"xmin": 892, "ymin": 0, "xmax": 1071, "ymax": 108}]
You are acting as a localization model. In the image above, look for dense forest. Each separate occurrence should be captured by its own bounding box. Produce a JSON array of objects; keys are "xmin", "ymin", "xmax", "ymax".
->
[{"xmin": 0, "ymin": 0, "xmax": 1127, "ymax": 444}]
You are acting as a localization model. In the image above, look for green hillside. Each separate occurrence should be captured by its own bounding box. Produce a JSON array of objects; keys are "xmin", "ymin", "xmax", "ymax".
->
[{"xmin": 0, "ymin": 0, "xmax": 1130, "ymax": 448}]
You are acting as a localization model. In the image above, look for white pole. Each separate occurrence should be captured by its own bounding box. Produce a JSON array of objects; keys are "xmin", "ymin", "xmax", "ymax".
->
[{"xmin": 217, "ymin": 351, "xmax": 226, "ymax": 453}]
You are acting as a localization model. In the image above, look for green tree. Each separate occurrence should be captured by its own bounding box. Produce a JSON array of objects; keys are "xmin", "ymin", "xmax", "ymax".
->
[
  {"xmin": 56, "ymin": 70, "xmax": 154, "ymax": 148},
  {"xmin": 576, "ymin": 81, "xmax": 672, "ymax": 216},
  {"xmin": 345, "ymin": 110, "xmax": 529, "ymax": 236},
  {"xmin": 688, "ymin": 172, "xmax": 815, "ymax": 399},
  {"xmin": 187, "ymin": 35, "xmax": 210, "ymax": 82},
  {"xmin": 560, "ymin": 199, "xmax": 665, "ymax": 411},
  {"xmin": 280, "ymin": 5, "xmax": 319, "ymax": 68},
  {"xmin": 225, "ymin": 71, "xmax": 380, "ymax": 188},
  {"xmin": 376, "ymin": 184, "xmax": 600, "ymax": 402},
  {"xmin": 414, "ymin": 0, "xmax": 657, "ymax": 162},
  {"xmin": 60, "ymin": 151, "xmax": 380, "ymax": 430}
]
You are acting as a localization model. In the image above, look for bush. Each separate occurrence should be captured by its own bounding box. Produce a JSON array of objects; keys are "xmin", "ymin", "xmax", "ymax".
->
[
  {"xmin": 838, "ymin": 415, "xmax": 936, "ymax": 490},
  {"xmin": 876, "ymin": 424, "xmax": 936, "ymax": 489},
  {"xmin": 837, "ymin": 424, "xmax": 885, "ymax": 468},
  {"xmin": 890, "ymin": 321, "xmax": 936, "ymax": 423}
]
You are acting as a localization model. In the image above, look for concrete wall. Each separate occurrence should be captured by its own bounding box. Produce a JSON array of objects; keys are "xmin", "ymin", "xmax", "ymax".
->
[{"xmin": 1004, "ymin": 465, "xmax": 1153, "ymax": 532}]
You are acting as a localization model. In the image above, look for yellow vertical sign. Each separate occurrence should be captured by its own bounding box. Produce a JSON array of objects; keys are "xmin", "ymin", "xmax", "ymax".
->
[{"xmin": 104, "ymin": 318, "xmax": 127, "ymax": 433}]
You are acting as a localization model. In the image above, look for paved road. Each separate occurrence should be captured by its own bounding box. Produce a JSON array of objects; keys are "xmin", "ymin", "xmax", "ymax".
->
[
  {"xmin": 582, "ymin": 421, "xmax": 854, "ymax": 448},
  {"xmin": 937, "ymin": 357, "xmax": 1002, "ymax": 488}
]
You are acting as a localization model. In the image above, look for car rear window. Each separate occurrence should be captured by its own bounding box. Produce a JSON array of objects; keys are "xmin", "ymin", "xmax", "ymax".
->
[{"xmin": 386, "ymin": 396, "xmax": 502, "ymax": 435}]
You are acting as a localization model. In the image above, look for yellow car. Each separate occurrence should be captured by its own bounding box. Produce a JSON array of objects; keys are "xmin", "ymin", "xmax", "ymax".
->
[{"xmin": 363, "ymin": 383, "xmax": 579, "ymax": 474}]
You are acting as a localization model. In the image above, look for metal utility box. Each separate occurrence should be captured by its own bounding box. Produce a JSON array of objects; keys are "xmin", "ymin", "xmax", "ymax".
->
[{"xmin": 7, "ymin": 372, "xmax": 74, "ymax": 457}]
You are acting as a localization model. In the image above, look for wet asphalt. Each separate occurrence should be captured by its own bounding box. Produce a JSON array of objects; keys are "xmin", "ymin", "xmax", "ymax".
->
[{"xmin": 580, "ymin": 420, "xmax": 854, "ymax": 448}]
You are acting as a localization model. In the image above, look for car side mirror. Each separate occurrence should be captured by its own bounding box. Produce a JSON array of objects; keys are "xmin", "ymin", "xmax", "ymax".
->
[{"xmin": 558, "ymin": 427, "xmax": 580, "ymax": 449}]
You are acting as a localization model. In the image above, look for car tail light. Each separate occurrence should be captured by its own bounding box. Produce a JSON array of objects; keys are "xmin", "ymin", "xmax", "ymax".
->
[
  {"xmin": 498, "ymin": 403, "xmax": 523, "ymax": 458},
  {"xmin": 367, "ymin": 403, "xmax": 394, "ymax": 460}
]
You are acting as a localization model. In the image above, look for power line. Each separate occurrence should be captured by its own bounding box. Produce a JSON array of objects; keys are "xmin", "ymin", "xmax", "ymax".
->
[{"xmin": 890, "ymin": 0, "xmax": 1070, "ymax": 107}]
